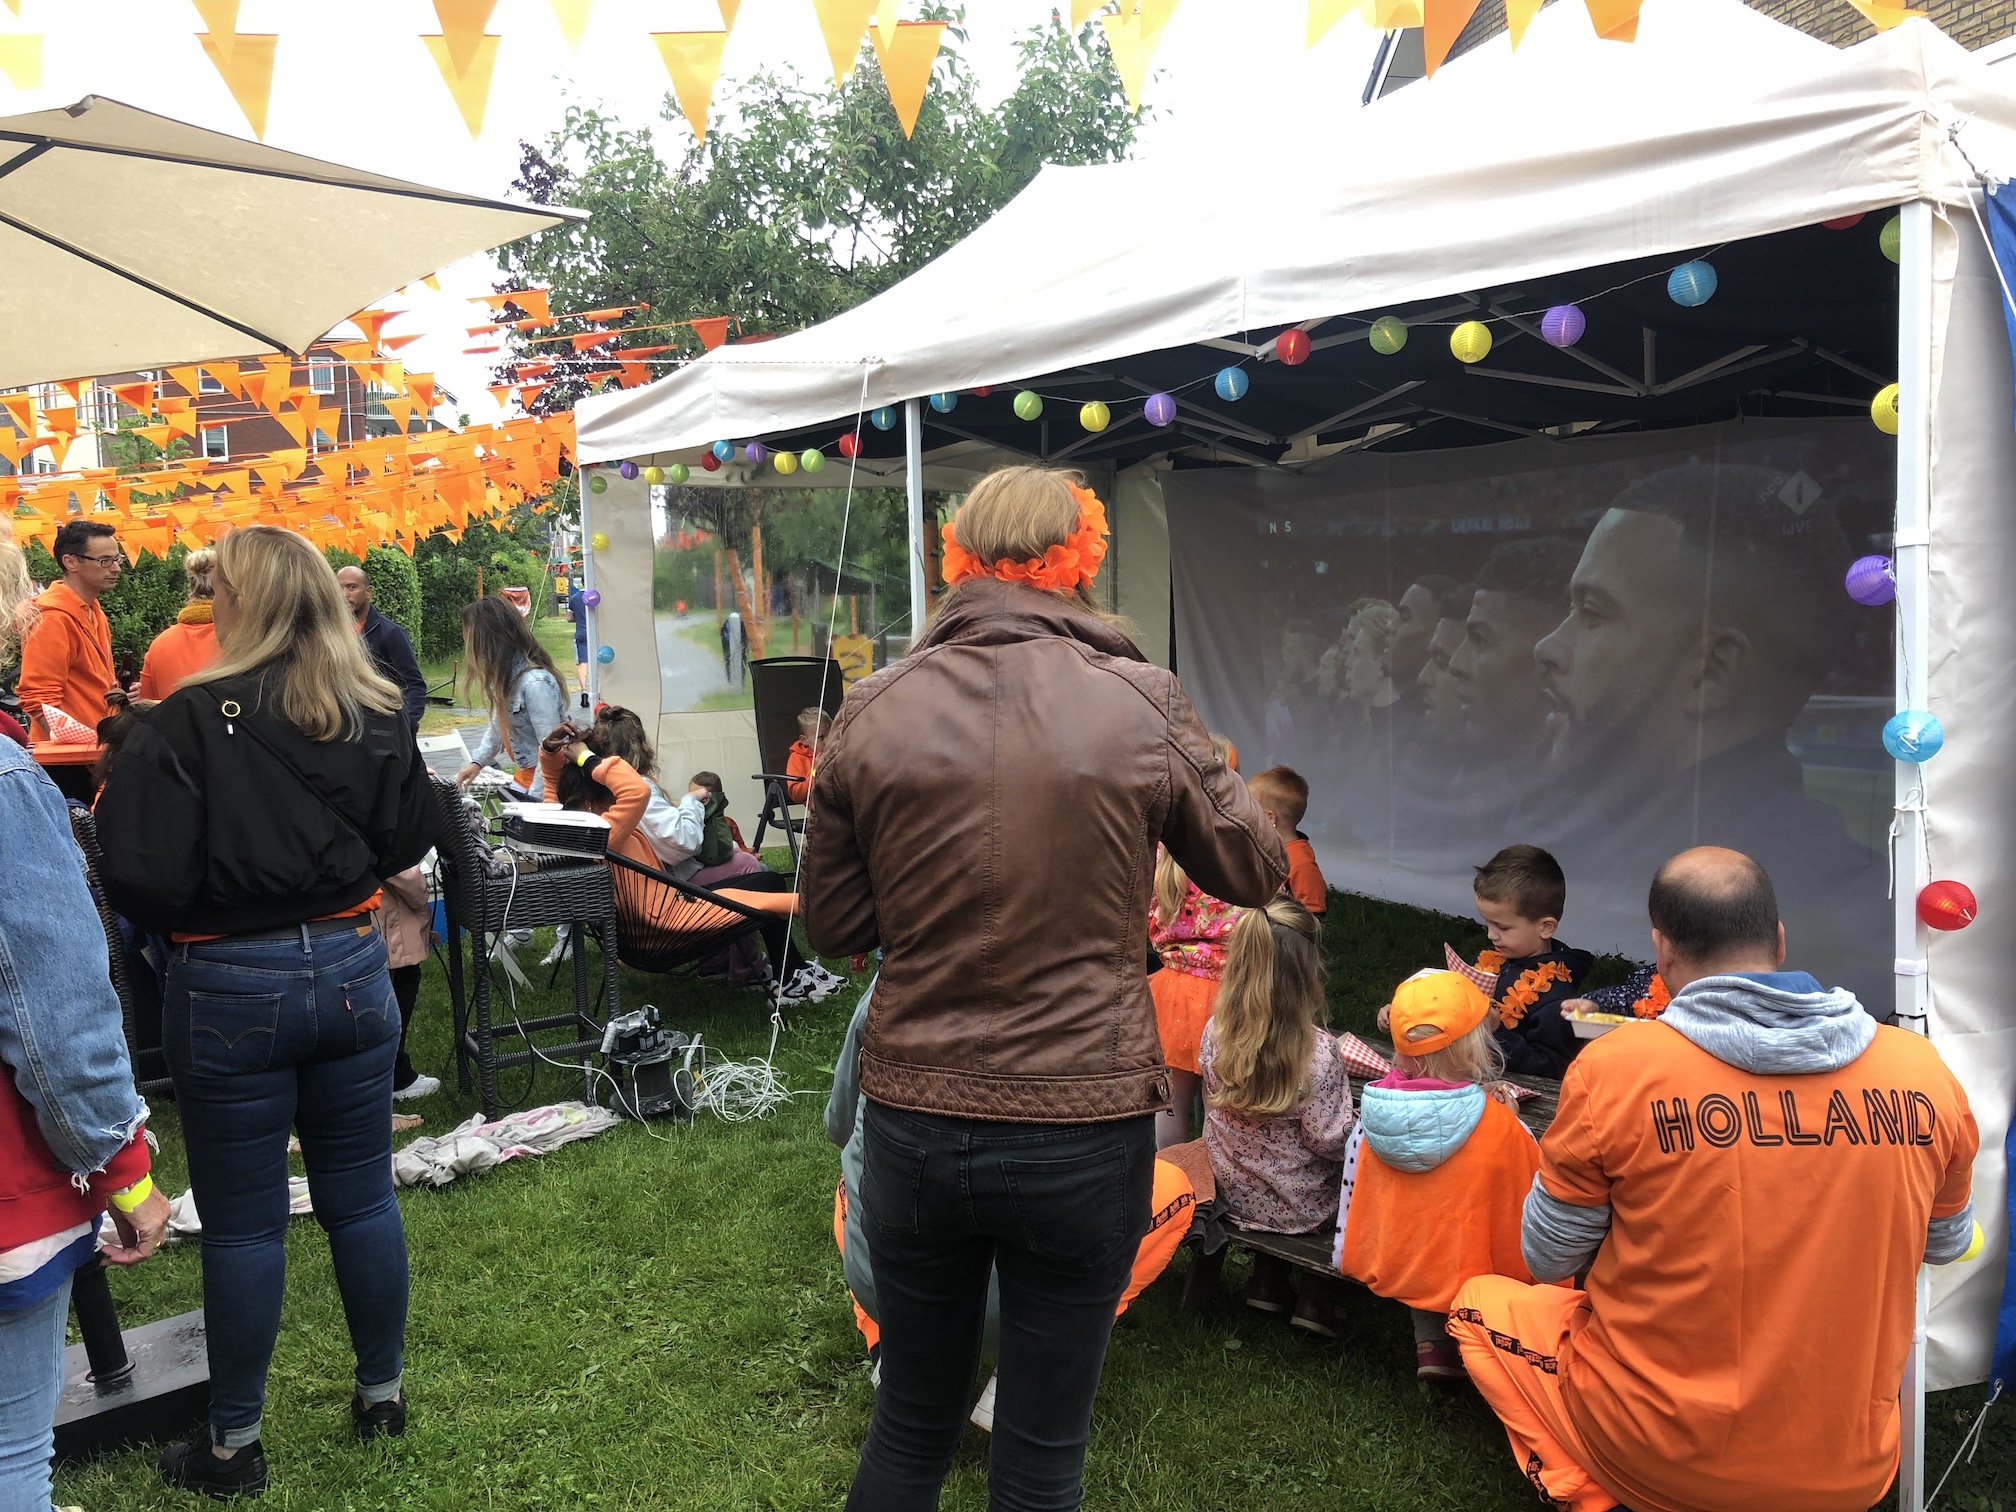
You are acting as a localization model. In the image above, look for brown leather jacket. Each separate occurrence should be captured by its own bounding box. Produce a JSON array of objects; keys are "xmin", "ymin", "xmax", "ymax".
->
[{"xmin": 801, "ymin": 578, "xmax": 1287, "ymax": 1124}]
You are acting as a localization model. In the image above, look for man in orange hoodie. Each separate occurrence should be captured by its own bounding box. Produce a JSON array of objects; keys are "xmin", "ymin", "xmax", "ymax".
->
[{"xmin": 18, "ymin": 521, "xmax": 120, "ymax": 791}]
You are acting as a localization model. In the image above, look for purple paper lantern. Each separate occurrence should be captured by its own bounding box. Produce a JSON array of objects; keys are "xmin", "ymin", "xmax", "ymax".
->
[
  {"xmin": 617, "ymin": 460, "xmax": 639, "ymax": 480},
  {"xmin": 1144, "ymin": 392, "xmax": 1177, "ymax": 427},
  {"xmin": 581, "ymin": 588, "xmax": 602, "ymax": 608},
  {"xmin": 1541, "ymin": 304, "xmax": 1586, "ymax": 348},
  {"xmin": 1845, "ymin": 554, "xmax": 1896, "ymax": 607},
  {"xmin": 743, "ymin": 442, "xmax": 766, "ymax": 464}
]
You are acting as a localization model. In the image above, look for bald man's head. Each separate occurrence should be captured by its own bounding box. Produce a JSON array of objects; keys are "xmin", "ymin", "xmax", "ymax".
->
[
  {"xmin": 1647, "ymin": 847, "xmax": 1783, "ymax": 978},
  {"xmin": 336, "ymin": 564, "xmax": 370, "ymax": 620}
]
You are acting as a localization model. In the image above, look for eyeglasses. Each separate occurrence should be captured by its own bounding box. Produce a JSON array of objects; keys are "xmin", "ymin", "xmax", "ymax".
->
[{"xmin": 72, "ymin": 553, "xmax": 125, "ymax": 567}]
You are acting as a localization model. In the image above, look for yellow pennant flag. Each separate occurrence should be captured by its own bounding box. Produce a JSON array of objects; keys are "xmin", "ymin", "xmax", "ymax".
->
[
  {"xmin": 1582, "ymin": 0, "xmax": 1642, "ymax": 41},
  {"xmin": 1373, "ymin": 0, "xmax": 1424, "ymax": 25},
  {"xmin": 1070, "ymin": 0, "xmax": 1101, "ymax": 25},
  {"xmin": 422, "ymin": 33, "xmax": 501, "ymax": 139},
  {"xmin": 1098, "ymin": 10, "xmax": 1170, "ymax": 114},
  {"xmin": 189, "ymin": 0, "xmax": 240, "ymax": 36},
  {"xmin": 431, "ymin": 0, "xmax": 500, "ymax": 78},
  {"xmin": 811, "ymin": 0, "xmax": 877, "ymax": 88},
  {"xmin": 1844, "ymin": 0, "xmax": 1922, "ymax": 29},
  {"xmin": 1307, "ymin": 0, "xmax": 1359, "ymax": 48},
  {"xmin": 1506, "ymin": 0, "xmax": 1543, "ymax": 46},
  {"xmin": 652, "ymin": 30, "xmax": 729, "ymax": 142},
  {"xmin": 196, "ymin": 32, "xmax": 277, "ymax": 138},
  {"xmin": 872, "ymin": 19, "xmax": 943, "ymax": 138},
  {"xmin": 0, "ymin": 0, "xmax": 19, "ymax": 14},
  {"xmin": 0, "ymin": 35, "xmax": 41, "ymax": 91},
  {"xmin": 546, "ymin": 0, "xmax": 593, "ymax": 49},
  {"xmin": 717, "ymin": 0, "xmax": 740, "ymax": 28},
  {"xmin": 1422, "ymin": 0, "xmax": 1481, "ymax": 73},
  {"xmin": 875, "ymin": 0, "xmax": 898, "ymax": 49}
]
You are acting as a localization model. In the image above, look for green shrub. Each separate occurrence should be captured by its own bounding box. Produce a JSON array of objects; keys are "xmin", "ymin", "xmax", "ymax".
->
[
  {"xmin": 24, "ymin": 538, "xmax": 189, "ymax": 669},
  {"xmin": 364, "ymin": 546, "xmax": 422, "ymax": 642}
]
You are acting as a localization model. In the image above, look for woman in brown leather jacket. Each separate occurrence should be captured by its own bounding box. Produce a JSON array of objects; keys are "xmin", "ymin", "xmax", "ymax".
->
[{"xmin": 803, "ymin": 465, "xmax": 1286, "ymax": 1511}]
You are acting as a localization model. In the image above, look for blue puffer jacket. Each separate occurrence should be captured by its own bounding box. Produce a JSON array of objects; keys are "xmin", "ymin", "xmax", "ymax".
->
[{"xmin": 1357, "ymin": 1081, "xmax": 1487, "ymax": 1173}]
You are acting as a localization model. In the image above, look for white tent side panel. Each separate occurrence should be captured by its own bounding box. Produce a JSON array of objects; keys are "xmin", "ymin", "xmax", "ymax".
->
[{"xmin": 1924, "ymin": 211, "xmax": 2016, "ymax": 1390}]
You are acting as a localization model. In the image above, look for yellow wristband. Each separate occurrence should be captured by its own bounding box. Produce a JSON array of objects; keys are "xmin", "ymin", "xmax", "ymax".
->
[
  {"xmin": 575, "ymin": 749, "xmax": 594, "ymax": 768},
  {"xmin": 109, "ymin": 1174, "xmax": 153, "ymax": 1214},
  {"xmin": 1959, "ymin": 1220, "xmax": 1986, "ymax": 1264}
]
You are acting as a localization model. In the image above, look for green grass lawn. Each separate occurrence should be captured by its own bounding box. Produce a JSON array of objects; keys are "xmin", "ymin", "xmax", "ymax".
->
[{"xmin": 53, "ymin": 887, "xmax": 2013, "ymax": 1510}]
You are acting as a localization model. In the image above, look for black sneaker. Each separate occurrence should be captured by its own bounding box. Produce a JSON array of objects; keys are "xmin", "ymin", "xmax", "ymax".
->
[
  {"xmin": 352, "ymin": 1392, "xmax": 407, "ymax": 1440},
  {"xmin": 158, "ymin": 1431, "xmax": 268, "ymax": 1499}
]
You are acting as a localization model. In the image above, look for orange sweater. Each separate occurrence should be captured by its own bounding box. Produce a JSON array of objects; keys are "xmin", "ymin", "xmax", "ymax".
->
[
  {"xmin": 18, "ymin": 581, "xmax": 115, "ymax": 738},
  {"xmin": 1283, "ymin": 836, "xmax": 1327, "ymax": 915},
  {"xmin": 784, "ymin": 739, "xmax": 816, "ymax": 804},
  {"xmin": 137, "ymin": 607, "xmax": 218, "ymax": 701}
]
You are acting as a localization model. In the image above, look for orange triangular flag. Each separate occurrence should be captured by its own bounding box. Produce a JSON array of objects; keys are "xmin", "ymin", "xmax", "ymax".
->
[
  {"xmin": 874, "ymin": 0, "xmax": 898, "ymax": 49},
  {"xmin": 111, "ymin": 381, "xmax": 155, "ymax": 412},
  {"xmin": 688, "ymin": 316, "xmax": 732, "ymax": 351},
  {"xmin": 1098, "ymin": 11, "xmax": 1167, "ymax": 114},
  {"xmin": 1844, "ymin": 0, "xmax": 1925, "ymax": 28},
  {"xmin": 348, "ymin": 309, "xmax": 395, "ymax": 348},
  {"xmin": 380, "ymin": 396, "xmax": 417, "ymax": 432},
  {"xmin": 810, "ymin": 0, "xmax": 877, "ymax": 88},
  {"xmin": 422, "ymin": 34, "xmax": 501, "ymax": 138},
  {"xmin": 408, "ymin": 376, "xmax": 438, "ymax": 412},
  {"xmin": 383, "ymin": 333, "xmax": 424, "ymax": 352},
  {"xmin": 0, "ymin": 392, "xmax": 35, "ymax": 434},
  {"xmin": 717, "ymin": 0, "xmax": 739, "ymax": 29},
  {"xmin": 1504, "ymin": 0, "xmax": 1543, "ymax": 45},
  {"xmin": 1581, "ymin": 0, "xmax": 1641, "ymax": 40},
  {"xmin": 871, "ymin": 20, "xmax": 944, "ymax": 139},
  {"xmin": 431, "ymin": 0, "xmax": 498, "ymax": 77},
  {"xmin": 189, "ymin": 0, "xmax": 239, "ymax": 35},
  {"xmin": 196, "ymin": 32, "xmax": 277, "ymax": 138},
  {"xmin": 651, "ymin": 31, "xmax": 729, "ymax": 143},
  {"xmin": 548, "ymin": 0, "xmax": 593, "ymax": 48},
  {"xmin": 166, "ymin": 364, "xmax": 205, "ymax": 398},
  {"xmin": 1422, "ymin": 0, "xmax": 1483, "ymax": 72}
]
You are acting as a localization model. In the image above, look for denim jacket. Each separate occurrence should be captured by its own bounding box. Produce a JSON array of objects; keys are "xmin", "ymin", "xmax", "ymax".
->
[
  {"xmin": 467, "ymin": 655, "xmax": 565, "ymax": 790},
  {"xmin": 0, "ymin": 740, "xmax": 147, "ymax": 1210}
]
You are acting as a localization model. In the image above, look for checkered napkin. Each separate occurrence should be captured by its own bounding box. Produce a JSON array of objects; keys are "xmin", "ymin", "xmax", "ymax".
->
[
  {"xmin": 42, "ymin": 704, "xmax": 95, "ymax": 745},
  {"xmin": 1443, "ymin": 943, "xmax": 1499, "ymax": 994},
  {"xmin": 1337, "ymin": 1033, "xmax": 1394, "ymax": 1080}
]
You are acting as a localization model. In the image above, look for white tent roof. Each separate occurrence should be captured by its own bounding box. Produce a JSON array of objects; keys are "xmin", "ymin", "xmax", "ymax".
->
[{"xmin": 576, "ymin": 0, "xmax": 2016, "ymax": 462}]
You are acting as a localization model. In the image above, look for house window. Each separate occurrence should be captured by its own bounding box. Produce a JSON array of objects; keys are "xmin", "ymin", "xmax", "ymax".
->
[
  {"xmin": 87, "ymin": 388, "xmax": 120, "ymax": 431},
  {"xmin": 308, "ymin": 358, "xmax": 338, "ymax": 395},
  {"xmin": 199, "ymin": 368, "xmax": 226, "ymax": 394},
  {"xmin": 202, "ymin": 426, "xmax": 229, "ymax": 459}
]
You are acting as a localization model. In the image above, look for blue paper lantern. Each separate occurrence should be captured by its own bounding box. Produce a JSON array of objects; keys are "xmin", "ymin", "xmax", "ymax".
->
[
  {"xmin": 1667, "ymin": 260, "xmax": 1718, "ymax": 307},
  {"xmin": 743, "ymin": 441, "xmax": 766, "ymax": 464},
  {"xmin": 711, "ymin": 440, "xmax": 734, "ymax": 461},
  {"xmin": 1541, "ymin": 304, "xmax": 1586, "ymax": 348},
  {"xmin": 596, "ymin": 645, "xmax": 615, "ymax": 665},
  {"xmin": 930, "ymin": 391, "xmax": 957, "ymax": 413},
  {"xmin": 871, "ymin": 406, "xmax": 898, "ymax": 431},
  {"xmin": 1882, "ymin": 710, "xmax": 1945, "ymax": 763},
  {"xmin": 1144, "ymin": 392, "xmax": 1177, "ymax": 427},
  {"xmin": 1214, "ymin": 366, "xmax": 1249, "ymax": 402}
]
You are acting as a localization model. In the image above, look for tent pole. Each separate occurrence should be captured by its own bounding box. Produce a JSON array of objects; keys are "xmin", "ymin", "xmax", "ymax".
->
[
  {"xmin": 580, "ymin": 468, "xmax": 598, "ymax": 711},
  {"xmin": 1893, "ymin": 195, "xmax": 1935, "ymax": 1512},
  {"xmin": 905, "ymin": 398, "xmax": 926, "ymax": 641}
]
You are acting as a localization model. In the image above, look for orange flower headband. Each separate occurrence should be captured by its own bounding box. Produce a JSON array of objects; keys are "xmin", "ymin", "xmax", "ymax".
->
[{"xmin": 941, "ymin": 483, "xmax": 1109, "ymax": 594}]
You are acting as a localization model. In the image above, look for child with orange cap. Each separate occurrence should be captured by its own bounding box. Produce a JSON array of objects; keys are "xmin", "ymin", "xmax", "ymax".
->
[{"xmin": 1337, "ymin": 969, "xmax": 1541, "ymax": 1379}]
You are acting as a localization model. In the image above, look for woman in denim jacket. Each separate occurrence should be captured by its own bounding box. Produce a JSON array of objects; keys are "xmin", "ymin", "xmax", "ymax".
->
[
  {"xmin": 453, "ymin": 595, "xmax": 566, "ymax": 796},
  {"xmin": 0, "ymin": 544, "xmax": 169, "ymax": 1510}
]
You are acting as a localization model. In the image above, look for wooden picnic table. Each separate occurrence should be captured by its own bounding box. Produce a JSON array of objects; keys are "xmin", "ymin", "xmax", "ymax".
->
[{"xmin": 29, "ymin": 741, "xmax": 101, "ymax": 767}]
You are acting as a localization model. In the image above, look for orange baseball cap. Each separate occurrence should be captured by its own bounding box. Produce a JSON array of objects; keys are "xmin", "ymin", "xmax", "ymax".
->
[{"xmin": 1389, "ymin": 970, "xmax": 1490, "ymax": 1055}]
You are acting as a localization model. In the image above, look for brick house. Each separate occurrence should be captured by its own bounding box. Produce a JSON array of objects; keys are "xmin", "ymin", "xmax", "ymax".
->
[{"xmin": 100, "ymin": 342, "xmax": 406, "ymax": 464}]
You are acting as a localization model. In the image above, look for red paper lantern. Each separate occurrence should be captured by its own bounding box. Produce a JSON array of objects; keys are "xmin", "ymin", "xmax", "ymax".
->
[
  {"xmin": 973, "ymin": 385, "xmax": 994, "ymax": 397},
  {"xmin": 838, "ymin": 431, "xmax": 861, "ymax": 459},
  {"xmin": 1917, "ymin": 879, "xmax": 1978, "ymax": 931},
  {"xmin": 1275, "ymin": 328, "xmax": 1311, "ymax": 366},
  {"xmin": 1822, "ymin": 214, "xmax": 1866, "ymax": 231},
  {"xmin": 700, "ymin": 451, "xmax": 721, "ymax": 472}
]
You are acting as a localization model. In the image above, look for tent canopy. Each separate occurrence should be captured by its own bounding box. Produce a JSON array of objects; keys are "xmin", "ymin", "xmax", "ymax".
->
[
  {"xmin": 0, "ymin": 95, "xmax": 581, "ymax": 390},
  {"xmin": 577, "ymin": 0, "xmax": 2016, "ymax": 465}
]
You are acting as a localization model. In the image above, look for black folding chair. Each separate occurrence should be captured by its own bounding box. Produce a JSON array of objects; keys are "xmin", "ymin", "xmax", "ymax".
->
[{"xmin": 748, "ymin": 655, "xmax": 844, "ymax": 864}]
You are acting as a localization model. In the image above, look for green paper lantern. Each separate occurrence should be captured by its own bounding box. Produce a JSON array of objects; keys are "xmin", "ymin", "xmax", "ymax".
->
[
  {"xmin": 586, "ymin": 472, "xmax": 607, "ymax": 493},
  {"xmin": 667, "ymin": 462, "xmax": 689, "ymax": 484},
  {"xmin": 1013, "ymin": 390, "xmax": 1044, "ymax": 421},
  {"xmin": 1368, "ymin": 315, "xmax": 1408, "ymax": 356},
  {"xmin": 1880, "ymin": 214, "xmax": 1902, "ymax": 263},
  {"xmin": 800, "ymin": 448, "xmax": 826, "ymax": 473}
]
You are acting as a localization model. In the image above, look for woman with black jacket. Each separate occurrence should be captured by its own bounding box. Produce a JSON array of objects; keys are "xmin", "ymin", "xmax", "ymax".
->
[{"xmin": 96, "ymin": 526, "xmax": 435, "ymax": 1499}]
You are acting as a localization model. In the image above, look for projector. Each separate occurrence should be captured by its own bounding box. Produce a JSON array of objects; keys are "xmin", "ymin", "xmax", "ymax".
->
[{"xmin": 500, "ymin": 807, "xmax": 611, "ymax": 859}]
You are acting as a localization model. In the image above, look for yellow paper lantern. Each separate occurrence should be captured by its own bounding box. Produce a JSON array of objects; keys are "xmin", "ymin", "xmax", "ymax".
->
[
  {"xmin": 642, "ymin": 465, "xmax": 665, "ymax": 484},
  {"xmin": 1080, "ymin": 400, "xmax": 1110, "ymax": 433},
  {"xmin": 1871, "ymin": 383, "xmax": 1900, "ymax": 435},
  {"xmin": 774, "ymin": 449, "xmax": 799, "ymax": 475},
  {"xmin": 1450, "ymin": 321, "xmax": 1494, "ymax": 364},
  {"xmin": 590, "ymin": 532, "xmax": 609, "ymax": 551}
]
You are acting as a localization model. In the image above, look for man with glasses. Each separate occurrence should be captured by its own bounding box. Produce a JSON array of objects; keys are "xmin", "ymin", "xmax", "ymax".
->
[{"xmin": 18, "ymin": 521, "xmax": 120, "ymax": 794}]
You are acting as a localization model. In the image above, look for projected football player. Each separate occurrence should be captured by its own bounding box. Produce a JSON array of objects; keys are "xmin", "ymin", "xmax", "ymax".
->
[
  {"xmin": 1391, "ymin": 574, "xmax": 1463, "ymax": 693},
  {"xmin": 1448, "ymin": 538, "xmax": 1584, "ymax": 755}
]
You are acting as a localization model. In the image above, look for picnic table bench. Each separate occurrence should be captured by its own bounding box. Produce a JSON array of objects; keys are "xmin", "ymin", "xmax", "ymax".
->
[{"xmin": 1178, "ymin": 1045, "xmax": 1563, "ymax": 1313}]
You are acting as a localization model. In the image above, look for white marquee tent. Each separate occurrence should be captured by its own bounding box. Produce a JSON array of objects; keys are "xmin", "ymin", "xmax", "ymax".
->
[{"xmin": 575, "ymin": 6, "xmax": 2016, "ymax": 1495}]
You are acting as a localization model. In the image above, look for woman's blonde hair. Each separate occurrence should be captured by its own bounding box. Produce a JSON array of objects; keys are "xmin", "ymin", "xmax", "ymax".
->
[
  {"xmin": 185, "ymin": 526, "xmax": 401, "ymax": 741},
  {"xmin": 1206, "ymin": 898, "xmax": 1327, "ymax": 1117},
  {"xmin": 1153, "ymin": 733, "xmax": 1237, "ymax": 927},
  {"xmin": 183, "ymin": 547, "xmax": 217, "ymax": 600},
  {"xmin": 947, "ymin": 464, "xmax": 1114, "ymax": 616},
  {"xmin": 1395, "ymin": 1015, "xmax": 1505, "ymax": 1087},
  {"xmin": 0, "ymin": 538, "xmax": 35, "ymax": 662}
]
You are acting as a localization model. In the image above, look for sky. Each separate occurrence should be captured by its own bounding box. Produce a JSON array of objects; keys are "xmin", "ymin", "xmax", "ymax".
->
[{"xmin": 0, "ymin": 0, "xmax": 1383, "ymax": 423}]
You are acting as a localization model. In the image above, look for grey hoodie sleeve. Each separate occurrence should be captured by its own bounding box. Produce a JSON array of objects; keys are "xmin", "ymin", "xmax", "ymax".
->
[
  {"xmin": 1925, "ymin": 1201, "xmax": 1977, "ymax": 1265},
  {"xmin": 824, "ymin": 991, "xmax": 873, "ymax": 1150},
  {"xmin": 1521, "ymin": 1174, "xmax": 1612, "ymax": 1283}
]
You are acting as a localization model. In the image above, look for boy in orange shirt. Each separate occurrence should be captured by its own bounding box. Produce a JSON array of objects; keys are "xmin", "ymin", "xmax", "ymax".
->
[
  {"xmin": 784, "ymin": 706, "xmax": 830, "ymax": 805},
  {"xmin": 1247, "ymin": 766, "xmax": 1326, "ymax": 916}
]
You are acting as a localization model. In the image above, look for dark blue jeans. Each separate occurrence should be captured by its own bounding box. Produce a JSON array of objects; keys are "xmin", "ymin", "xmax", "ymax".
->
[
  {"xmin": 165, "ymin": 924, "xmax": 408, "ymax": 1447},
  {"xmin": 847, "ymin": 1101, "xmax": 1155, "ymax": 1512}
]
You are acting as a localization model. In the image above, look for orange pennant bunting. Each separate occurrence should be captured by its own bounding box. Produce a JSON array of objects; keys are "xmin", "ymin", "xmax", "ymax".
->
[
  {"xmin": 548, "ymin": 0, "xmax": 593, "ymax": 49},
  {"xmin": 1581, "ymin": 0, "xmax": 1641, "ymax": 40},
  {"xmin": 0, "ymin": 392, "xmax": 35, "ymax": 435},
  {"xmin": 1423, "ymin": 0, "xmax": 1483, "ymax": 72},
  {"xmin": 407, "ymin": 376, "xmax": 437, "ymax": 412},
  {"xmin": 421, "ymin": 33, "xmax": 502, "ymax": 139},
  {"xmin": 0, "ymin": 34, "xmax": 43, "ymax": 91},
  {"xmin": 196, "ymin": 32, "xmax": 277, "ymax": 138},
  {"xmin": 811, "ymin": 0, "xmax": 877, "ymax": 88},
  {"xmin": 1098, "ymin": 8, "xmax": 1171, "ymax": 114},
  {"xmin": 383, "ymin": 333, "xmax": 425, "ymax": 352},
  {"xmin": 717, "ymin": 0, "xmax": 740, "ymax": 29},
  {"xmin": 431, "ymin": 0, "xmax": 498, "ymax": 77},
  {"xmin": 871, "ymin": 20, "xmax": 944, "ymax": 139},
  {"xmin": 688, "ymin": 316, "xmax": 733, "ymax": 351},
  {"xmin": 1505, "ymin": 0, "xmax": 1543, "ymax": 46},
  {"xmin": 651, "ymin": 31, "xmax": 729, "ymax": 143},
  {"xmin": 347, "ymin": 308, "xmax": 396, "ymax": 348}
]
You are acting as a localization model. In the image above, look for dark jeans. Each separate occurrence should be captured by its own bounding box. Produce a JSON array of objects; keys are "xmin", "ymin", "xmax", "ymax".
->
[
  {"xmin": 164, "ymin": 923, "xmax": 409, "ymax": 1446},
  {"xmin": 847, "ymin": 1101, "xmax": 1155, "ymax": 1512},
  {"xmin": 707, "ymin": 869, "xmax": 806, "ymax": 983},
  {"xmin": 390, "ymin": 963, "xmax": 422, "ymax": 1088}
]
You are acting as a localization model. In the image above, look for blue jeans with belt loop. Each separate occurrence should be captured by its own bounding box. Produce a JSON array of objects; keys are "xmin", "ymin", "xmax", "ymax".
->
[
  {"xmin": 164, "ymin": 922, "xmax": 408, "ymax": 1448},
  {"xmin": 847, "ymin": 1101, "xmax": 1156, "ymax": 1512}
]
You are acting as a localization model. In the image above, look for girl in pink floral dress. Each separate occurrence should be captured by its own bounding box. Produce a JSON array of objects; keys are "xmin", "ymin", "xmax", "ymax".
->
[{"xmin": 1149, "ymin": 847, "xmax": 1241, "ymax": 1148}]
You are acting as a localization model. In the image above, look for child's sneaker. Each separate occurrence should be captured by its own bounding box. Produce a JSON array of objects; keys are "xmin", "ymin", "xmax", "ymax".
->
[
  {"xmin": 158, "ymin": 1432, "xmax": 268, "ymax": 1499},
  {"xmin": 1416, "ymin": 1340, "xmax": 1467, "ymax": 1380},
  {"xmin": 1244, "ymin": 1254, "xmax": 1295, "ymax": 1314},
  {"xmin": 391, "ymin": 1074, "xmax": 440, "ymax": 1102},
  {"xmin": 968, "ymin": 1372, "xmax": 998, "ymax": 1432},
  {"xmin": 780, "ymin": 964, "xmax": 843, "ymax": 1004},
  {"xmin": 1289, "ymin": 1280, "xmax": 1340, "ymax": 1338}
]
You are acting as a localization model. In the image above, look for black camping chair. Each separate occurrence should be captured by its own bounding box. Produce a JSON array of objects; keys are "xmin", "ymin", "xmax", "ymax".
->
[
  {"xmin": 749, "ymin": 656, "xmax": 844, "ymax": 864},
  {"xmin": 603, "ymin": 853, "xmax": 786, "ymax": 1002}
]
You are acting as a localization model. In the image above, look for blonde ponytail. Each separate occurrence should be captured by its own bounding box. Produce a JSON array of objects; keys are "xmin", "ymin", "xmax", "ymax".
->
[
  {"xmin": 1154, "ymin": 848, "xmax": 1190, "ymax": 931},
  {"xmin": 1206, "ymin": 898, "xmax": 1326, "ymax": 1116}
]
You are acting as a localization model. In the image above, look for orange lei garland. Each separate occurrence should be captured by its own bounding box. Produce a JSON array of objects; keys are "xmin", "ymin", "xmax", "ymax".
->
[
  {"xmin": 940, "ymin": 482, "xmax": 1109, "ymax": 593},
  {"xmin": 1493, "ymin": 960, "xmax": 1574, "ymax": 1029},
  {"xmin": 1631, "ymin": 974, "xmax": 1672, "ymax": 1019}
]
